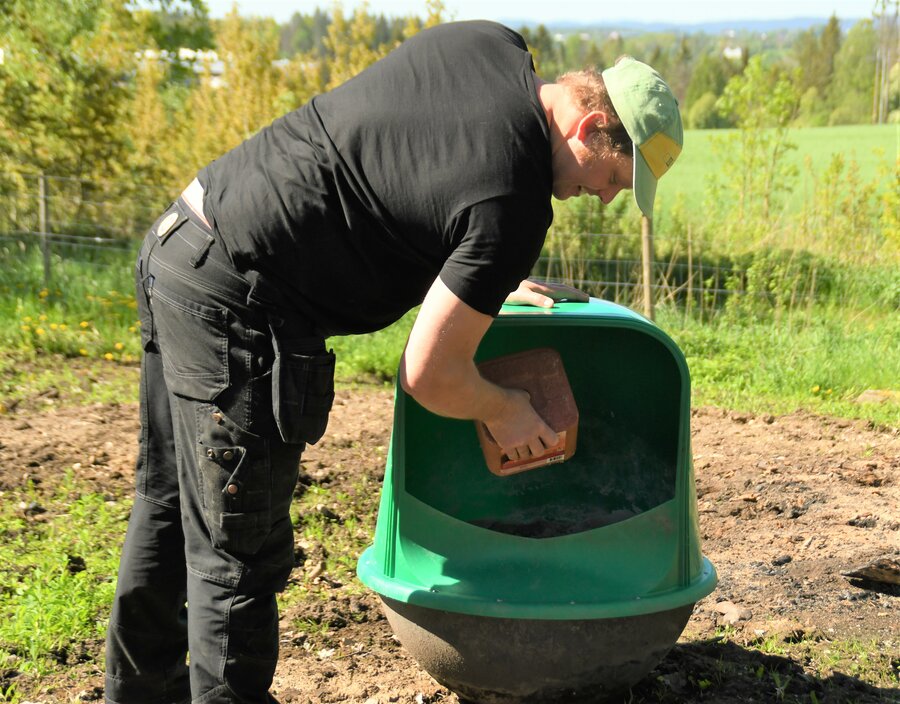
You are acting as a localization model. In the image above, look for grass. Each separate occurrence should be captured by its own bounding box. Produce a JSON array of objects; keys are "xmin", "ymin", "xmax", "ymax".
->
[
  {"xmin": 6, "ymin": 251, "xmax": 895, "ymax": 429},
  {"xmin": 0, "ymin": 472, "xmax": 130, "ymax": 683},
  {"xmin": 659, "ymin": 305, "xmax": 900, "ymax": 427},
  {"xmin": 660, "ymin": 123, "xmax": 900, "ymax": 217},
  {"xmin": 0, "ymin": 351, "xmax": 139, "ymax": 413},
  {"xmin": 0, "ymin": 243, "xmax": 142, "ymax": 363},
  {"xmin": 328, "ymin": 310, "xmax": 415, "ymax": 385},
  {"xmin": 328, "ymin": 303, "xmax": 900, "ymax": 429},
  {"xmin": 628, "ymin": 627, "xmax": 900, "ymax": 703}
]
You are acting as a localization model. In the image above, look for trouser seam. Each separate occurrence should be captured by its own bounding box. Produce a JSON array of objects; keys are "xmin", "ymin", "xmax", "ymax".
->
[
  {"xmin": 186, "ymin": 563, "xmax": 241, "ymax": 589},
  {"xmin": 135, "ymin": 491, "xmax": 180, "ymax": 510}
]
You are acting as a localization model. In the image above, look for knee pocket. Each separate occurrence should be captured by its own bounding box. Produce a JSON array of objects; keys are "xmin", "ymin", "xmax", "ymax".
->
[{"xmin": 195, "ymin": 404, "xmax": 272, "ymax": 556}]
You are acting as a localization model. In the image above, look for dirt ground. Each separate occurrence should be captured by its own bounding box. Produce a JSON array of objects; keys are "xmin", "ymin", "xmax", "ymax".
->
[{"xmin": 0, "ymin": 386, "xmax": 898, "ymax": 703}]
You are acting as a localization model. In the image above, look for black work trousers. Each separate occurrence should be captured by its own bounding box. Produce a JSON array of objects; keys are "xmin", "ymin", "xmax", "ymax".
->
[{"xmin": 105, "ymin": 200, "xmax": 326, "ymax": 703}]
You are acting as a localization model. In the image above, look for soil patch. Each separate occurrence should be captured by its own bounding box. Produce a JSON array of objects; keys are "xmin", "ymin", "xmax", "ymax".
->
[{"xmin": 0, "ymin": 391, "xmax": 897, "ymax": 703}]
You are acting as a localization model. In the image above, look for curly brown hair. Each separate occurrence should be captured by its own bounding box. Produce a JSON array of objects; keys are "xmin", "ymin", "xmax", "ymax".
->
[{"xmin": 557, "ymin": 68, "xmax": 633, "ymax": 159}]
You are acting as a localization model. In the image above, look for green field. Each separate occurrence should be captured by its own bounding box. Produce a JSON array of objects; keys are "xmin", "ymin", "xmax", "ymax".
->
[{"xmin": 657, "ymin": 123, "xmax": 900, "ymax": 217}]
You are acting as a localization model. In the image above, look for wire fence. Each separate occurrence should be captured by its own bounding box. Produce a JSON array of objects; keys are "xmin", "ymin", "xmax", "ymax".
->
[{"xmin": 1, "ymin": 170, "xmax": 892, "ymax": 318}]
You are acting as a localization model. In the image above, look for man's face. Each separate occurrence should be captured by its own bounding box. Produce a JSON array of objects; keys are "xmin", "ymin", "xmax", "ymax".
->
[{"xmin": 552, "ymin": 139, "xmax": 633, "ymax": 203}]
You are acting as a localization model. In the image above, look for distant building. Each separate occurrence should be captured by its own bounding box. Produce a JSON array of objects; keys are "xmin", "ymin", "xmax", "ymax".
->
[
  {"xmin": 723, "ymin": 46, "xmax": 744, "ymax": 62},
  {"xmin": 135, "ymin": 48, "xmax": 225, "ymax": 87}
]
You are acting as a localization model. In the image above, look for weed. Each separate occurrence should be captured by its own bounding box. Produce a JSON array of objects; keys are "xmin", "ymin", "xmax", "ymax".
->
[
  {"xmin": 770, "ymin": 671, "xmax": 792, "ymax": 700},
  {"xmin": 0, "ymin": 472, "xmax": 129, "ymax": 675},
  {"xmin": 0, "ymin": 244, "xmax": 141, "ymax": 361}
]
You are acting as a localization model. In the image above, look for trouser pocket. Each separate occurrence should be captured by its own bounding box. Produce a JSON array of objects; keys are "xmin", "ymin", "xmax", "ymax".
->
[
  {"xmin": 152, "ymin": 283, "xmax": 229, "ymax": 401},
  {"xmin": 270, "ymin": 330, "xmax": 335, "ymax": 446},
  {"xmin": 196, "ymin": 404, "xmax": 271, "ymax": 556}
]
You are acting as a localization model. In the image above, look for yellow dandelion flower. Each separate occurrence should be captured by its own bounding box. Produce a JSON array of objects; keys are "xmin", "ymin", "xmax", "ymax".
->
[
  {"xmin": 811, "ymin": 385, "xmax": 820, "ymax": 394},
  {"xmin": 104, "ymin": 353, "xmax": 114, "ymax": 361},
  {"xmin": 49, "ymin": 323, "xmax": 58, "ymax": 330},
  {"xmin": 35, "ymin": 328, "xmax": 45, "ymax": 336},
  {"xmin": 80, "ymin": 321, "xmax": 90, "ymax": 328},
  {"xmin": 38, "ymin": 314, "xmax": 47, "ymax": 321},
  {"xmin": 59, "ymin": 324, "xmax": 68, "ymax": 331},
  {"xmin": 114, "ymin": 342, "xmax": 124, "ymax": 350},
  {"xmin": 22, "ymin": 316, "xmax": 32, "ymax": 323},
  {"xmin": 38, "ymin": 289, "xmax": 49, "ymax": 298},
  {"xmin": 20, "ymin": 325, "xmax": 31, "ymax": 332},
  {"xmin": 128, "ymin": 326, "xmax": 137, "ymax": 333},
  {"xmin": 825, "ymin": 388, "xmax": 833, "ymax": 396},
  {"xmin": 79, "ymin": 348, "xmax": 88, "ymax": 356}
]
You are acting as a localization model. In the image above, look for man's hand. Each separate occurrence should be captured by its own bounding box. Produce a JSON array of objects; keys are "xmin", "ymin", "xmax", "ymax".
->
[
  {"xmin": 399, "ymin": 278, "xmax": 558, "ymax": 461},
  {"xmin": 482, "ymin": 387, "xmax": 559, "ymax": 462},
  {"xmin": 504, "ymin": 279, "xmax": 590, "ymax": 308}
]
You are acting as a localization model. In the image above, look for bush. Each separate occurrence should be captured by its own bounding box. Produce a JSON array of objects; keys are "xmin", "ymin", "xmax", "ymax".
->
[{"xmin": 688, "ymin": 92, "xmax": 725, "ymax": 129}]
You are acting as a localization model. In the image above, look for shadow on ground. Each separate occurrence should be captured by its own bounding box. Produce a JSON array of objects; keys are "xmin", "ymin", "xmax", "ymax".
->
[{"xmin": 625, "ymin": 638, "xmax": 899, "ymax": 704}]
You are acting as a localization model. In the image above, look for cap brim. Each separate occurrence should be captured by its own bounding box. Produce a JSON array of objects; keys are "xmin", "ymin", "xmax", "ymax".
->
[{"xmin": 632, "ymin": 146, "xmax": 657, "ymax": 218}]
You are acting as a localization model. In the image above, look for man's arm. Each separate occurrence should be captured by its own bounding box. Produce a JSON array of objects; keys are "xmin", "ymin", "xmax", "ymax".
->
[{"xmin": 400, "ymin": 277, "xmax": 558, "ymax": 461}]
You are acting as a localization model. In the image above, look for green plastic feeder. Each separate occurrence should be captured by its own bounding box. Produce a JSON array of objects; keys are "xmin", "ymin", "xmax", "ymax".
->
[{"xmin": 357, "ymin": 298, "xmax": 717, "ymax": 703}]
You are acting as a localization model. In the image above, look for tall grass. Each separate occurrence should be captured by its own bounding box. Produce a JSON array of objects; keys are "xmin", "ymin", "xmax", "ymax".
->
[
  {"xmin": 1, "ymin": 238, "xmax": 898, "ymax": 426},
  {"xmin": 0, "ymin": 241, "xmax": 142, "ymax": 363},
  {"xmin": 660, "ymin": 306, "xmax": 900, "ymax": 426}
]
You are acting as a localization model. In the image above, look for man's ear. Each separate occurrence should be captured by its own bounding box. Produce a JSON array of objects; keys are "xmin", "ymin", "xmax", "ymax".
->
[{"xmin": 575, "ymin": 110, "xmax": 610, "ymax": 143}]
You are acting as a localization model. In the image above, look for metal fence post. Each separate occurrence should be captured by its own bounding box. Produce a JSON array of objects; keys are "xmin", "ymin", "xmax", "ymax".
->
[
  {"xmin": 641, "ymin": 215, "xmax": 655, "ymax": 321},
  {"xmin": 38, "ymin": 171, "xmax": 51, "ymax": 288}
]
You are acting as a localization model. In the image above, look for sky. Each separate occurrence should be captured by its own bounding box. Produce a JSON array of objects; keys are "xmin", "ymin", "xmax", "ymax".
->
[{"xmin": 200, "ymin": 0, "xmax": 869, "ymax": 26}]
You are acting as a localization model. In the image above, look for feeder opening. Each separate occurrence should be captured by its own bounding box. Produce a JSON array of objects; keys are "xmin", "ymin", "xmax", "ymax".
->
[{"xmin": 403, "ymin": 326, "xmax": 681, "ymax": 538}]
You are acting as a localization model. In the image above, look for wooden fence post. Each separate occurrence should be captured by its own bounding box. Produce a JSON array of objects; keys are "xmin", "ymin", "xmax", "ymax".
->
[
  {"xmin": 38, "ymin": 172, "xmax": 51, "ymax": 288},
  {"xmin": 641, "ymin": 215, "xmax": 655, "ymax": 321},
  {"xmin": 686, "ymin": 225, "xmax": 693, "ymax": 317}
]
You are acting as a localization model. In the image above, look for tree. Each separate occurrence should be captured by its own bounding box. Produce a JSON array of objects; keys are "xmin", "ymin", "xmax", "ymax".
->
[
  {"xmin": 667, "ymin": 36, "xmax": 693, "ymax": 102},
  {"xmin": 872, "ymin": 0, "xmax": 900, "ymax": 123},
  {"xmin": 830, "ymin": 20, "xmax": 878, "ymax": 124},
  {"xmin": 688, "ymin": 92, "xmax": 726, "ymax": 129},
  {"xmin": 144, "ymin": 0, "xmax": 214, "ymax": 54},
  {"xmin": 520, "ymin": 24, "xmax": 564, "ymax": 79},
  {"xmin": 713, "ymin": 56, "xmax": 801, "ymax": 225},
  {"xmin": 322, "ymin": 5, "xmax": 390, "ymax": 90},
  {"xmin": 280, "ymin": 9, "xmax": 331, "ymax": 58},
  {"xmin": 0, "ymin": 0, "xmax": 141, "ymax": 178},
  {"xmin": 141, "ymin": 0, "xmax": 214, "ymax": 84},
  {"xmin": 0, "ymin": 0, "xmax": 150, "ymax": 236},
  {"xmin": 166, "ymin": 10, "xmax": 288, "ymax": 186},
  {"xmin": 792, "ymin": 14, "xmax": 841, "ymax": 109},
  {"xmin": 684, "ymin": 53, "xmax": 732, "ymax": 113}
]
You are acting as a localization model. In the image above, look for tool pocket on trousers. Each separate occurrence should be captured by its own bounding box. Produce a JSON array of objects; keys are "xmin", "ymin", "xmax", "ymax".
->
[
  {"xmin": 271, "ymin": 343, "xmax": 335, "ymax": 446},
  {"xmin": 151, "ymin": 284, "xmax": 229, "ymax": 401},
  {"xmin": 196, "ymin": 405, "xmax": 271, "ymax": 556}
]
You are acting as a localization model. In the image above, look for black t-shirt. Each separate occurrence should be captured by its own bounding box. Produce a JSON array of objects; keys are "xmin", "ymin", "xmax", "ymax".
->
[{"xmin": 198, "ymin": 21, "xmax": 553, "ymax": 336}]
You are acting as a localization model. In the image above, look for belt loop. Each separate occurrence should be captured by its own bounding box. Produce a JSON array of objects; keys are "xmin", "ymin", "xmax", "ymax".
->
[{"xmin": 189, "ymin": 234, "xmax": 215, "ymax": 268}]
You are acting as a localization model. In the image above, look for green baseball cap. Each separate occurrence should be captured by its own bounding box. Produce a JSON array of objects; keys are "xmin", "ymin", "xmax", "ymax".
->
[{"xmin": 601, "ymin": 56, "xmax": 683, "ymax": 218}]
